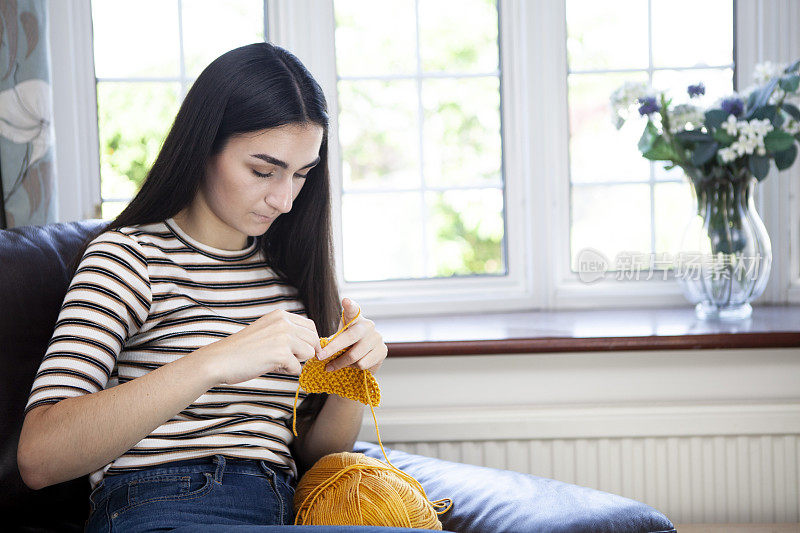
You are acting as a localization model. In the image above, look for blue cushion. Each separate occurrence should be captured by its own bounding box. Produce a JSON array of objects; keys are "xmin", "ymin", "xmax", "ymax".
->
[{"xmin": 352, "ymin": 440, "xmax": 676, "ymax": 533}]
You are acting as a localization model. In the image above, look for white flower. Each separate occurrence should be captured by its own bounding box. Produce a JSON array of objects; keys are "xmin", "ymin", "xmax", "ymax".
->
[
  {"xmin": 609, "ymin": 81, "xmax": 657, "ymax": 129},
  {"xmin": 726, "ymin": 118, "xmax": 772, "ymax": 156},
  {"xmin": 754, "ymin": 60, "xmax": 787, "ymax": 84},
  {"xmin": 722, "ymin": 114, "xmax": 739, "ymax": 136},
  {"xmin": 730, "ymin": 139, "xmax": 746, "ymax": 156},
  {"xmin": 0, "ymin": 78, "xmax": 54, "ymax": 166},
  {"xmin": 719, "ymin": 146, "xmax": 738, "ymax": 163},
  {"xmin": 669, "ymin": 103, "xmax": 705, "ymax": 133},
  {"xmin": 770, "ymin": 87, "xmax": 787, "ymax": 105},
  {"xmin": 750, "ymin": 118, "xmax": 774, "ymax": 137},
  {"xmin": 784, "ymin": 119, "xmax": 800, "ymax": 135}
]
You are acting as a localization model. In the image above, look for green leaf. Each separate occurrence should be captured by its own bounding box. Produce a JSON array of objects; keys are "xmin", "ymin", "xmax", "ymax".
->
[
  {"xmin": 705, "ymin": 109, "xmax": 729, "ymax": 129},
  {"xmin": 637, "ymin": 120, "xmax": 659, "ymax": 153},
  {"xmin": 780, "ymin": 74, "xmax": 800, "ymax": 93},
  {"xmin": 783, "ymin": 103, "xmax": 800, "ymax": 121},
  {"xmin": 745, "ymin": 78, "xmax": 780, "ymax": 119},
  {"xmin": 774, "ymin": 144, "xmax": 798, "ymax": 170},
  {"xmin": 751, "ymin": 104, "xmax": 785, "ymax": 129},
  {"xmin": 712, "ymin": 129, "xmax": 736, "ymax": 145},
  {"xmin": 751, "ymin": 105, "xmax": 777, "ymax": 121},
  {"xmin": 764, "ymin": 130, "xmax": 796, "ymax": 153},
  {"xmin": 675, "ymin": 130, "xmax": 713, "ymax": 144},
  {"xmin": 748, "ymin": 154, "xmax": 771, "ymax": 180},
  {"xmin": 785, "ymin": 59, "xmax": 800, "ymax": 74},
  {"xmin": 643, "ymin": 136, "xmax": 680, "ymax": 161},
  {"xmin": 747, "ymin": 90, "xmax": 759, "ymax": 110},
  {"xmin": 691, "ymin": 141, "xmax": 719, "ymax": 166}
]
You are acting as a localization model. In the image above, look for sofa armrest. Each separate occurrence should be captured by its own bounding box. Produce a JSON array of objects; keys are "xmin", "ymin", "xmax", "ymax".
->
[{"xmin": 352, "ymin": 440, "xmax": 676, "ymax": 533}]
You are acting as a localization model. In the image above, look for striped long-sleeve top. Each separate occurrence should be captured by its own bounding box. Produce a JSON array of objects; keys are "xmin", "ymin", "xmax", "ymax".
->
[{"xmin": 24, "ymin": 217, "xmax": 310, "ymax": 491}]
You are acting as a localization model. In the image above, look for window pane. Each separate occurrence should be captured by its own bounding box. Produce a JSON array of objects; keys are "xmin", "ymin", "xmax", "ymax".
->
[
  {"xmin": 182, "ymin": 0, "xmax": 264, "ymax": 78},
  {"xmin": 566, "ymin": 0, "xmax": 649, "ymax": 71},
  {"xmin": 342, "ymin": 192, "xmax": 424, "ymax": 281},
  {"xmin": 338, "ymin": 80, "xmax": 420, "ymax": 190},
  {"xmin": 571, "ymin": 184, "xmax": 651, "ymax": 272},
  {"xmin": 418, "ymin": 0, "xmax": 498, "ymax": 73},
  {"xmin": 651, "ymin": 0, "xmax": 733, "ymax": 68},
  {"xmin": 422, "ymin": 77, "xmax": 502, "ymax": 188},
  {"xmin": 335, "ymin": 0, "xmax": 504, "ymax": 283},
  {"xmin": 568, "ymin": 72, "xmax": 650, "ymax": 184},
  {"xmin": 97, "ymin": 82, "xmax": 180, "ymax": 195},
  {"xmin": 426, "ymin": 189, "xmax": 505, "ymax": 276},
  {"xmin": 654, "ymin": 181, "xmax": 694, "ymax": 260},
  {"xmin": 334, "ymin": 0, "xmax": 416, "ymax": 76},
  {"xmin": 91, "ymin": 0, "xmax": 179, "ymax": 78},
  {"xmin": 101, "ymin": 200, "xmax": 128, "ymax": 221}
]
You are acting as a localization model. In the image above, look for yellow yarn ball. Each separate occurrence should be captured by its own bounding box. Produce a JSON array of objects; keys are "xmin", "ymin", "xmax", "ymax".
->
[{"xmin": 293, "ymin": 452, "xmax": 444, "ymax": 529}]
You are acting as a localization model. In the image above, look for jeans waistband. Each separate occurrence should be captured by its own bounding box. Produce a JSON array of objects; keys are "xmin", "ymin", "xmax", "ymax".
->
[{"xmin": 97, "ymin": 454, "xmax": 295, "ymax": 495}]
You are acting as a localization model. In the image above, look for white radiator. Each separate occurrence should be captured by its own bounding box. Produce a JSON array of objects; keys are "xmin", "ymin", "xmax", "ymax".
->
[{"xmin": 381, "ymin": 434, "xmax": 799, "ymax": 524}]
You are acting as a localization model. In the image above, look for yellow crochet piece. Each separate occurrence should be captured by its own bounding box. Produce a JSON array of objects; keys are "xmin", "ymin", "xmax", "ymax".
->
[{"xmin": 293, "ymin": 304, "xmax": 381, "ymax": 437}]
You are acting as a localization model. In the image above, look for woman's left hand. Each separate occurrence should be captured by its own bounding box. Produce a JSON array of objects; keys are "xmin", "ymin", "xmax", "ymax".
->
[{"xmin": 317, "ymin": 297, "xmax": 387, "ymax": 374}]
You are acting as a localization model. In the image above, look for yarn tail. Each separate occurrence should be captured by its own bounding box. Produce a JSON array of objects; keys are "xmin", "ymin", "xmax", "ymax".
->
[{"xmin": 364, "ymin": 372, "xmax": 454, "ymax": 516}]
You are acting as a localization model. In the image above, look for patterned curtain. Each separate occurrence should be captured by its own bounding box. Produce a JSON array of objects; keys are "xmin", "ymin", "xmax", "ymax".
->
[{"xmin": 0, "ymin": 0, "xmax": 56, "ymax": 228}]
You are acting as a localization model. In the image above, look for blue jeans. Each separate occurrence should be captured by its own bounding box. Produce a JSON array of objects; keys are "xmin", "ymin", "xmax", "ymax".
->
[{"xmin": 84, "ymin": 454, "xmax": 296, "ymax": 532}]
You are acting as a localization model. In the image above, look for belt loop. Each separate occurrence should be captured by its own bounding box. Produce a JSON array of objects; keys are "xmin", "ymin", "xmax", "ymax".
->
[
  {"xmin": 258, "ymin": 459, "xmax": 276, "ymax": 482},
  {"xmin": 213, "ymin": 454, "xmax": 226, "ymax": 484}
]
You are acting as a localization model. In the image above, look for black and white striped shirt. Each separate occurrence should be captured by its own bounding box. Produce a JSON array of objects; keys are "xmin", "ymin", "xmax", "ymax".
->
[{"xmin": 24, "ymin": 217, "xmax": 310, "ymax": 490}]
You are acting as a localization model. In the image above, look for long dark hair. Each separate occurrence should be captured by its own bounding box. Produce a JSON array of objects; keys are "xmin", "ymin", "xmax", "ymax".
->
[{"xmin": 70, "ymin": 42, "xmax": 338, "ymax": 453}]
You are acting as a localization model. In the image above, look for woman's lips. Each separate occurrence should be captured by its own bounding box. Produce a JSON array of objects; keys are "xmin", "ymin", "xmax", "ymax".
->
[{"xmin": 253, "ymin": 213, "xmax": 273, "ymax": 222}]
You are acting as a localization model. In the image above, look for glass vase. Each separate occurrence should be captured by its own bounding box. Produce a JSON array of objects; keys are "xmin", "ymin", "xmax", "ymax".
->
[{"xmin": 674, "ymin": 166, "xmax": 772, "ymax": 320}]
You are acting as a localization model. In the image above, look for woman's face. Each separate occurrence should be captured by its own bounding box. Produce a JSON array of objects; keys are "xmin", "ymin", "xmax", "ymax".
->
[{"xmin": 193, "ymin": 123, "xmax": 324, "ymax": 249}]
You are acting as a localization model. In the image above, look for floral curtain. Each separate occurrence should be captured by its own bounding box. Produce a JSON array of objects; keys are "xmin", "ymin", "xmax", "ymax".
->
[{"xmin": 0, "ymin": 0, "xmax": 55, "ymax": 228}]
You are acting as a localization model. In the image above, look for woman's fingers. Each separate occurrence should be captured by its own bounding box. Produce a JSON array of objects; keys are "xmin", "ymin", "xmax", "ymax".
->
[
  {"xmin": 278, "ymin": 311, "xmax": 322, "ymax": 357},
  {"xmin": 317, "ymin": 319, "xmax": 371, "ymax": 361},
  {"xmin": 322, "ymin": 329, "xmax": 385, "ymax": 372}
]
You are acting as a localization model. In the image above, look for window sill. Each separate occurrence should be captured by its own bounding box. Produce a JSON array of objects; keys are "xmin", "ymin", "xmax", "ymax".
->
[{"xmin": 374, "ymin": 304, "xmax": 800, "ymax": 356}]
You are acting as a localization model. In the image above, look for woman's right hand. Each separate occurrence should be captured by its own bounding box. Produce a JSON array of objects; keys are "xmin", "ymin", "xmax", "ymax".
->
[{"xmin": 199, "ymin": 309, "xmax": 323, "ymax": 386}]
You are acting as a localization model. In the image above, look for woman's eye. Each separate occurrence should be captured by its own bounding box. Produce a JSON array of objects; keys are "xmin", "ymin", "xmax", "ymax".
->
[{"xmin": 252, "ymin": 170, "xmax": 308, "ymax": 179}]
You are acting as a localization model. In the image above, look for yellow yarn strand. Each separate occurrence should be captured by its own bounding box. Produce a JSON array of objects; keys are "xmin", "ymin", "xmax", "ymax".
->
[{"xmin": 290, "ymin": 304, "xmax": 454, "ymax": 526}]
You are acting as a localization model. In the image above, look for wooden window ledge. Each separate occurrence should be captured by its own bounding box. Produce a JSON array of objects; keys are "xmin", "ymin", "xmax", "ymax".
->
[{"xmin": 374, "ymin": 304, "xmax": 800, "ymax": 357}]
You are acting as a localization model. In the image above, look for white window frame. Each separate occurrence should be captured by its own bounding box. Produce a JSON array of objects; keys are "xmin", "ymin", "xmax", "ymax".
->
[{"xmin": 50, "ymin": 0, "xmax": 799, "ymax": 319}]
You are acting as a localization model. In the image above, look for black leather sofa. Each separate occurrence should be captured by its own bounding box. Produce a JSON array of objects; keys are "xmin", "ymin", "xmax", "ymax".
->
[{"xmin": 0, "ymin": 219, "xmax": 678, "ymax": 533}]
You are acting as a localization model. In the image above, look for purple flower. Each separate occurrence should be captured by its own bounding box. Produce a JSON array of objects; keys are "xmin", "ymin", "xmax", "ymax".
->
[
  {"xmin": 720, "ymin": 97, "xmax": 744, "ymax": 117},
  {"xmin": 687, "ymin": 83, "xmax": 705, "ymax": 97},
  {"xmin": 637, "ymin": 96, "xmax": 660, "ymax": 116}
]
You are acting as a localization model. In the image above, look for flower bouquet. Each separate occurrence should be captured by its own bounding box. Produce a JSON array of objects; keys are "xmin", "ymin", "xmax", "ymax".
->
[{"xmin": 609, "ymin": 59, "xmax": 800, "ymax": 319}]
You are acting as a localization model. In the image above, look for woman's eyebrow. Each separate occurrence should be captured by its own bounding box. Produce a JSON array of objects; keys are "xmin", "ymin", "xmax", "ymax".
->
[{"xmin": 249, "ymin": 153, "xmax": 320, "ymax": 170}]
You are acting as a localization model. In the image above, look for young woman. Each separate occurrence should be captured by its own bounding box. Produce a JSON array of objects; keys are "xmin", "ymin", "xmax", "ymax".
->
[{"xmin": 17, "ymin": 42, "xmax": 388, "ymax": 531}]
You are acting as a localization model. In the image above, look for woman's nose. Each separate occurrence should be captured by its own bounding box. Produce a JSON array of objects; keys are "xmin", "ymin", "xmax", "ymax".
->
[{"xmin": 268, "ymin": 178, "xmax": 294, "ymax": 213}]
